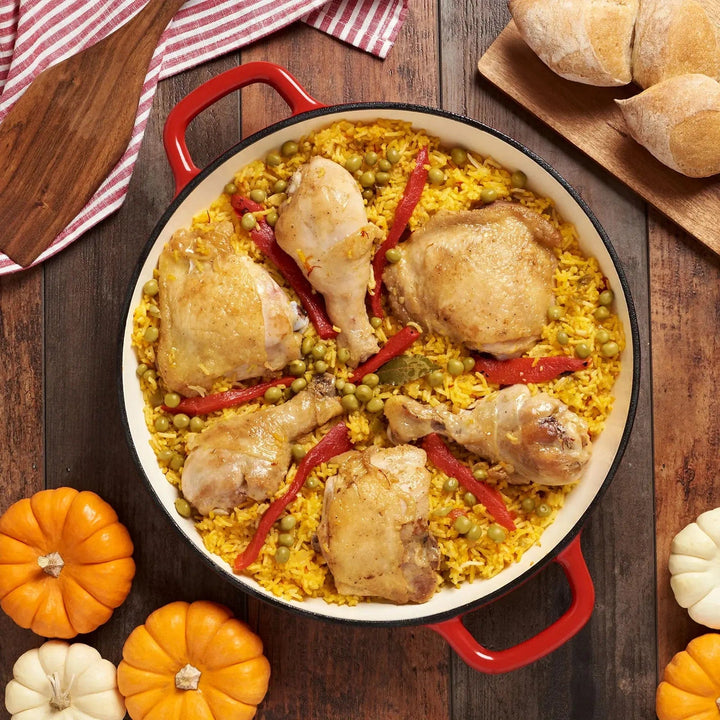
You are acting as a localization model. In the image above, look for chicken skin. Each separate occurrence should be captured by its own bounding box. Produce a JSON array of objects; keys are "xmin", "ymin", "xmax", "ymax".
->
[
  {"xmin": 181, "ymin": 375, "xmax": 343, "ymax": 515},
  {"xmin": 275, "ymin": 157, "xmax": 382, "ymax": 366},
  {"xmin": 384, "ymin": 384, "xmax": 591, "ymax": 485},
  {"xmin": 384, "ymin": 203, "xmax": 561, "ymax": 358},
  {"xmin": 316, "ymin": 445, "xmax": 440, "ymax": 604},
  {"xmin": 157, "ymin": 220, "xmax": 303, "ymax": 396}
]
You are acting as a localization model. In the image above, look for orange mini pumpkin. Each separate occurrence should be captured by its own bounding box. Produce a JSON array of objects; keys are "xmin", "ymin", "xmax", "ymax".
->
[
  {"xmin": 657, "ymin": 633, "xmax": 720, "ymax": 720},
  {"xmin": 0, "ymin": 486, "xmax": 135, "ymax": 638},
  {"xmin": 117, "ymin": 600, "xmax": 271, "ymax": 720}
]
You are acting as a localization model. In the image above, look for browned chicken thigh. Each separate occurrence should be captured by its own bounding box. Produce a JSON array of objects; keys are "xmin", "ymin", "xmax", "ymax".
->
[
  {"xmin": 274, "ymin": 157, "xmax": 382, "ymax": 366},
  {"xmin": 157, "ymin": 220, "xmax": 303, "ymax": 396},
  {"xmin": 384, "ymin": 384, "xmax": 591, "ymax": 485},
  {"xmin": 316, "ymin": 445, "xmax": 440, "ymax": 604},
  {"xmin": 384, "ymin": 202, "xmax": 561, "ymax": 358},
  {"xmin": 181, "ymin": 375, "xmax": 343, "ymax": 515}
]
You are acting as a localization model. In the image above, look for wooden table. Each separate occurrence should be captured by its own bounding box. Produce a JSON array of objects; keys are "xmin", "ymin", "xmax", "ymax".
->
[{"xmin": 0, "ymin": 2, "xmax": 712, "ymax": 717}]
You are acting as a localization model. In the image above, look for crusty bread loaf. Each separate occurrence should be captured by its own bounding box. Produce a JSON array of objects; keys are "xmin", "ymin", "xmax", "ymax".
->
[
  {"xmin": 508, "ymin": 0, "xmax": 638, "ymax": 86},
  {"xmin": 616, "ymin": 73, "xmax": 720, "ymax": 177},
  {"xmin": 632, "ymin": 0, "xmax": 720, "ymax": 89}
]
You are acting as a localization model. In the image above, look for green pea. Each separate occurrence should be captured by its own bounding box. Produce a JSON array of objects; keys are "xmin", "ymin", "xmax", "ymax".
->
[
  {"xmin": 279, "ymin": 515, "xmax": 297, "ymax": 531},
  {"xmin": 136, "ymin": 363, "xmax": 149, "ymax": 377},
  {"xmin": 427, "ymin": 370, "xmax": 445, "ymax": 388},
  {"xmin": 275, "ymin": 546, "xmax": 291, "ymax": 563},
  {"xmin": 536, "ymin": 502, "xmax": 552, "ymax": 518},
  {"xmin": 386, "ymin": 147, "xmax": 402, "ymax": 164},
  {"xmin": 142, "ymin": 369, "xmax": 157, "ymax": 382},
  {"xmin": 595, "ymin": 329, "xmax": 611, "ymax": 345},
  {"xmin": 264, "ymin": 386, "xmax": 284, "ymax": 403},
  {"xmin": 594, "ymin": 306, "xmax": 610, "ymax": 321},
  {"xmin": 273, "ymin": 179, "xmax": 288, "ymax": 193},
  {"xmin": 556, "ymin": 330, "xmax": 569, "ymax": 345},
  {"xmin": 362, "ymin": 373, "xmax": 380, "ymax": 388},
  {"xmin": 291, "ymin": 378, "xmax": 307, "ymax": 393},
  {"xmin": 375, "ymin": 171, "xmax": 390, "ymax": 186},
  {"xmin": 278, "ymin": 532, "xmax": 295, "ymax": 547},
  {"xmin": 472, "ymin": 466, "xmax": 487, "ymax": 481},
  {"xmin": 341, "ymin": 394, "xmax": 360, "ymax": 412},
  {"xmin": 147, "ymin": 305, "xmax": 161, "ymax": 318},
  {"xmin": 305, "ymin": 476, "xmax": 319, "ymax": 489},
  {"xmin": 450, "ymin": 147, "xmax": 468, "ymax": 166},
  {"xmin": 443, "ymin": 477, "xmax": 459, "ymax": 493},
  {"xmin": 189, "ymin": 416, "xmax": 204, "ymax": 433},
  {"xmin": 370, "ymin": 316, "xmax": 383, "ymax": 328},
  {"xmin": 355, "ymin": 384, "xmax": 374, "ymax": 403},
  {"xmin": 157, "ymin": 449, "xmax": 174, "ymax": 463},
  {"xmin": 510, "ymin": 170, "xmax": 527, "ymax": 188},
  {"xmin": 301, "ymin": 337, "xmax": 316, "ymax": 356},
  {"xmin": 575, "ymin": 342, "xmax": 591, "ymax": 359},
  {"xmin": 547, "ymin": 305, "xmax": 563, "ymax": 321},
  {"xmin": 314, "ymin": 360, "xmax": 329, "ymax": 374},
  {"xmin": 385, "ymin": 247, "xmax": 402, "ymax": 263},
  {"xmin": 462, "ymin": 356, "xmax": 476, "ymax": 372},
  {"xmin": 154, "ymin": 416, "xmax": 169, "ymax": 432},
  {"xmin": 481, "ymin": 187, "xmax": 498, "ymax": 203},
  {"xmin": 342, "ymin": 383, "xmax": 356, "ymax": 396},
  {"xmin": 487, "ymin": 524, "xmax": 507, "ymax": 543},
  {"xmin": 378, "ymin": 158, "xmax": 392, "ymax": 171},
  {"xmin": 266, "ymin": 151, "xmax": 282, "ymax": 166},
  {"xmin": 288, "ymin": 360, "xmax": 307, "ymax": 376},
  {"xmin": 173, "ymin": 413, "xmax": 190, "ymax": 430},
  {"xmin": 311, "ymin": 343, "xmax": 327, "ymax": 360},
  {"xmin": 360, "ymin": 171, "xmax": 376, "ymax": 187},
  {"xmin": 143, "ymin": 326, "xmax": 159, "ymax": 343},
  {"xmin": 143, "ymin": 278, "xmax": 159, "ymax": 296},
  {"xmin": 164, "ymin": 392, "xmax": 181, "ymax": 408},
  {"xmin": 599, "ymin": 290, "xmax": 614, "ymax": 306},
  {"xmin": 466, "ymin": 524, "xmax": 483, "ymax": 541},
  {"xmin": 447, "ymin": 358, "xmax": 464, "ymax": 376},
  {"xmin": 521, "ymin": 497, "xmax": 536, "ymax": 512},
  {"xmin": 366, "ymin": 397, "xmax": 384, "ymax": 413},
  {"xmin": 428, "ymin": 167, "xmax": 445, "ymax": 185},
  {"xmin": 365, "ymin": 151, "xmax": 378, "ymax": 166},
  {"xmin": 601, "ymin": 341, "xmax": 620, "ymax": 358},
  {"xmin": 345, "ymin": 155, "xmax": 363, "ymax": 173},
  {"xmin": 174, "ymin": 497, "xmax": 192, "ymax": 518},
  {"xmin": 241, "ymin": 213, "xmax": 257, "ymax": 231},
  {"xmin": 291, "ymin": 444, "xmax": 307, "ymax": 462},
  {"xmin": 224, "ymin": 182, "xmax": 238, "ymax": 195},
  {"xmin": 281, "ymin": 140, "xmax": 298, "ymax": 156},
  {"xmin": 249, "ymin": 188, "xmax": 267, "ymax": 203},
  {"xmin": 463, "ymin": 492, "xmax": 477, "ymax": 507},
  {"xmin": 454, "ymin": 516, "xmax": 472, "ymax": 534},
  {"xmin": 170, "ymin": 453, "xmax": 185, "ymax": 471},
  {"xmin": 337, "ymin": 348, "xmax": 351, "ymax": 364},
  {"xmin": 335, "ymin": 378, "xmax": 346, "ymax": 391},
  {"xmin": 362, "ymin": 189, "xmax": 375, "ymax": 201},
  {"xmin": 265, "ymin": 209, "xmax": 278, "ymax": 227}
]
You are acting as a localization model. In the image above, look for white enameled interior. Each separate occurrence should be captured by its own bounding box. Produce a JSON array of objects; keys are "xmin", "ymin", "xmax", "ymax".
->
[{"xmin": 120, "ymin": 108, "xmax": 636, "ymax": 624}]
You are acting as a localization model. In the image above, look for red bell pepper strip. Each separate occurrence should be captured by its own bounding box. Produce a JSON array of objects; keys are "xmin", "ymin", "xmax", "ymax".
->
[
  {"xmin": 233, "ymin": 422, "xmax": 353, "ymax": 572},
  {"xmin": 370, "ymin": 146, "xmax": 429, "ymax": 318},
  {"xmin": 422, "ymin": 433, "xmax": 516, "ymax": 531},
  {"xmin": 473, "ymin": 355, "xmax": 589, "ymax": 386},
  {"xmin": 231, "ymin": 194, "xmax": 337, "ymax": 339},
  {"xmin": 162, "ymin": 377, "xmax": 294, "ymax": 416},
  {"xmin": 349, "ymin": 325, "xmax": 421, "ymax": 382}
]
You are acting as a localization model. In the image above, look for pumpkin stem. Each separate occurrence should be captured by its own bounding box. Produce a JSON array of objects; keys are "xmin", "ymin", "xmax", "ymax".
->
[
  {"xmin": 37, "ymin": 551, "xmax": 64, "ymax": 578},
  {"xmin": 48, "ymin": 672, "xmax": 72, "ymax": 711},
  {"xmin": 175, "ymin": 663, "xmax": 201, "ymax": 691}
]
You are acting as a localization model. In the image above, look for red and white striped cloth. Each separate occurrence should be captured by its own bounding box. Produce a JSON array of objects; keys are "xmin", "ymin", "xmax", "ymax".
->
[{"xmin": 0, "ymin": 0, "xmax": 408, "ymax": 274}]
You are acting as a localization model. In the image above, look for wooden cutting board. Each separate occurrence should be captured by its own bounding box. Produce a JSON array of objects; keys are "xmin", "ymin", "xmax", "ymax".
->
[{"xmin": 477, "ymin": 21, "xmax": 720, "ymax": 255}]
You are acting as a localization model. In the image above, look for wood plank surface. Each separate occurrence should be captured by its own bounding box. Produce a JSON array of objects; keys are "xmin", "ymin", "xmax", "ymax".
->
[
  {"xmin": 0, "ymin": 2, "xmax": 661, "ymax": 719},
  {"xmin": 477, "ymin": 21, "xmax": 720, "ymax": 256}
]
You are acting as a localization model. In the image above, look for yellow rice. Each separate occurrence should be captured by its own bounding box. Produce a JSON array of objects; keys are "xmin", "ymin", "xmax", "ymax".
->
[{"xmin": 131, "ymin": 119, "xmax": 624, "ymax": 604}]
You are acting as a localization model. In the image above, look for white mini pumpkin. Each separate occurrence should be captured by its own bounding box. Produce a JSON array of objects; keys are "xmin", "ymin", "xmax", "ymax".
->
[
  {"xmin": 669, "ymin": 507, "xmax": 720, "ymax": 628},
  {"xmin": 4, "ymin": 640, "xmax": 126, "ymax": 720}
]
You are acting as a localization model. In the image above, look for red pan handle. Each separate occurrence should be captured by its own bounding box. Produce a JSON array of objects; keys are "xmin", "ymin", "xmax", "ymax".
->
[
  {"xmin": 429, "ymin": 533, "xmax": 594, "ymax": 673},
  {"xmin": 163, "ymin": 61, "xmax": 325, "ymax": 195}
]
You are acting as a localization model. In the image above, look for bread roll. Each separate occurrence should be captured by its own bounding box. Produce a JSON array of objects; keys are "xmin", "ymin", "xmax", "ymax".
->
[
  {"xmin": 616, "ymin": 73, "xmax": 720, "ymax": 177},
  {"xmin": 508, "ymin": 0, "xmax": 638, "ymax": 86},
  {"xmin": 632, "ymin": 0, "xmax": 720, "ymax": 89}
]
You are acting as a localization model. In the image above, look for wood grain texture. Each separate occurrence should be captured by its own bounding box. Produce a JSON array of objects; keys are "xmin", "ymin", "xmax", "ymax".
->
[
  {"xmin": 477, "ymin": 22, "xmax": 720, "ymax": 256},
  {"xmin": 0, "ymin": 0, "xmax": 185, "ymax": 267}
]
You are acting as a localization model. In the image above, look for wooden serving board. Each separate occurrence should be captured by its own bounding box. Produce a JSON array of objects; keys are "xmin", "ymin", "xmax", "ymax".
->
[{"xmin": 478, "ymin": 21, "xmax": 720, "ymax": 255}]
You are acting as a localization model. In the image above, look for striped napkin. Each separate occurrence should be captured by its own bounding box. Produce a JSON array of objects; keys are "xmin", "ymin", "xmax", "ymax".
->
[{"xmin": 0, "ymin": 0, "xmax": 408, "ymax": 275}]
